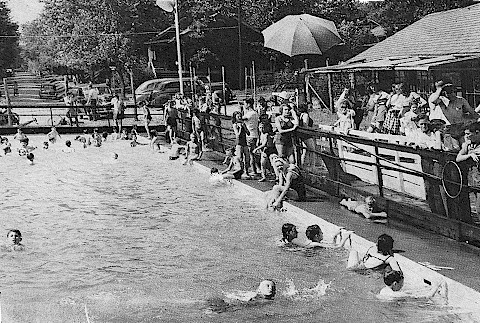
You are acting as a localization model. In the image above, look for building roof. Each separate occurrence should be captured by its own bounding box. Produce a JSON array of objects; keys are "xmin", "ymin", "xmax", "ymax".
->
[
  {"xmin": 307, "ymin": 54, "xmax": 480, "ymax": 73},
  {"xmin": 348, "ymin": 3, "xmax": 480, "ymax": 63}
]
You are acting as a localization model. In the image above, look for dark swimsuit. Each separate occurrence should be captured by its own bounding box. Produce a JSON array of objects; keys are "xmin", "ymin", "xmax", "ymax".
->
[{"xmin": 288, "ymin": 165, "xmax": 306, "ymax": 201}]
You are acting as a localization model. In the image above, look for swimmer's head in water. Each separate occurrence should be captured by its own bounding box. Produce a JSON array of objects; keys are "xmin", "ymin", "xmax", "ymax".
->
[
  {"xmin": 65, "ymin": 140, "xmax": 72, "ymax": 147},
  {"xmin": 113, "ymin": 153, "xmax": 118, "ymax": 159},
  {"xmin": 282, "ymin": 223, "xmax": 297, "ymax": 241},
  {"xmin": 383, "ymin": 268, "xmax": 404, "ymax": 291},
  {"xmin": 305, "ymin": 224, "xmax": 323, "ymax": 242},
  {"xmin": 102, "ymin": 132, "xmax": 108, "ymax": 139},
  {"xmin": 377, "ymin": 234, "xmax": 394, "ymax": 255},
  {"xmin": 26, "ymin": 153, "xmax": 34, "ymax": 161},
  {"xmin": 43, "ymin": 141, "xmax": 49, "ymax": 149},
  {"xmin": 210, "ymin": 167, "xmax": 219, "ymax": 174},
  {"xmin": 7, "ymin": 229, "xmax": 22, "ymax": 245},
  {"xmin": 256, "ymin": 280, "xmax": 276, "ymax": 299}
]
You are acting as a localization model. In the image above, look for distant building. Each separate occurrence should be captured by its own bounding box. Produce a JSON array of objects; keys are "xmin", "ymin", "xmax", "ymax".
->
[{"xmin": 144, "ymin": 13, "xmax": 269, "ymax": 89}]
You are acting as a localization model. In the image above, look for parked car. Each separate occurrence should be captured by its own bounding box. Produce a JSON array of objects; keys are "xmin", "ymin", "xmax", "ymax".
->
[
  {"xmin": 207, "ymin": 82, "xmax": 235, "ymax": 104},
  {"xmin": 39, "ymin": 83, "xmax": 58, "ymax": 99},
  {"xmin": 135, "ymin": 78, "xmax": 197, "ymax": 108},
  {"xmin": 79, "ymin": 83, "xmax": 113, "ymax": 119}
]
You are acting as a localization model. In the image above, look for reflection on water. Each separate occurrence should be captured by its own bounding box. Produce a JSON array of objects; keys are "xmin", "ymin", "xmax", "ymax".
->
[{"xmin": 0, "ymin": 136, "xmax": 470, "ymax": 322}]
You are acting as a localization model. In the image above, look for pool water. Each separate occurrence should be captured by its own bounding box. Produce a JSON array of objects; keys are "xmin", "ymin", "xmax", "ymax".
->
[{"xmin": 0, "ymin": 135, "xmax": 470, "ymax": 322}]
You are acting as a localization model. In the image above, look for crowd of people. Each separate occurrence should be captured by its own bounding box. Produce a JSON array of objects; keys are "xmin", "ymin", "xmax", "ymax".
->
[{"xmin": 333, "ymin": 80, "xmax": 480, "ymax": 151}]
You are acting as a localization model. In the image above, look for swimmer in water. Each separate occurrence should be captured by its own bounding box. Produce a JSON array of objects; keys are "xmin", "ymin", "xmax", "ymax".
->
[
  {"xmin": 47, "ymin": 126, "xmax": 61, "ymax": 144},
  {"xmin": 43, "ymin": 141, "xmax": 49, "ymax": 150},
  {"xmin": 377, "ymin": 271, "xmax": 447, "ymax": 300},
  {"xmin": 62, "ymin": 140, "xmax": 75, "ymax": 153},
  {"xmin": 5, "ymin": 229, "xmax": 24, "ymax": 251},
  {"xmin": 205, "ymin": 280, "xmax": 276, "ymax": 314},
  {"xmin": 183, "ymin": 133, "xmax": 200, "ymax": 165},
  {"xmin": 26, "ymin": 152, "xmax": 34, "ymax": 164},
  {"xmin": 303, "ymin": 225, "xmax": 354, "ymax": 249},
  {"xmin": 1, "ymin": 137, "xmax": 11, "ymax": 155},
  {"xmin": 18, "ymin": 138, "xmax": 35, "ymax": 156},
  {"xmin": 278, "ymin": 223, "xmax": 298, "ymax": 246},
  {"xmin": 112, "ymin": 152, "xmax": 118, "ymax": 159},
  {"xmin": 346, "ymin": 234, "xmax": 402, "ymax": 275},
  {"xmin": 209, "ymin": 167, "xmax": 233, "ymax": 185}
]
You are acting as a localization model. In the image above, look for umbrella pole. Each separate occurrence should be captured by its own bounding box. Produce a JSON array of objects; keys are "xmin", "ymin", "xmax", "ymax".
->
[
  {"xmin": 244, "ymin": 67, "xmax": 248, "ymax": 99},
  {"xmin": 222, "ymin": 66, "xmax": 226, "ymax": 115}
]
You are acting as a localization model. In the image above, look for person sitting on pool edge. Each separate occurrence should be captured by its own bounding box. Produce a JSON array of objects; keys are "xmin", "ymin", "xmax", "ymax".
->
[
  {"xmin": 270, "ymin": 163, "xmax": 307, "ymax": 210},
  {"xmin": 303, "ymin": 225, "xmax": 354, "ymax": 249},
  {"xmin": 278, "ymin": 223, "xmax": 298, "ymax": 246},
  {"xmin": 210, "ymin": 167, "xmax": 234, "ymax": 185},
  {"xmin": 347, "ymin": 234, "xmax": 402, "ymax": 274},
  {"xmin": 340, "ymin": 195, "xmax": 388, "ymax": 222},
  {"xmin": 183, "ymin": 132, "xmax": 200, "ymax": 165},
  {"xmin": 4, "ymin": 229, "xmax": 24, "ymax": 251}
]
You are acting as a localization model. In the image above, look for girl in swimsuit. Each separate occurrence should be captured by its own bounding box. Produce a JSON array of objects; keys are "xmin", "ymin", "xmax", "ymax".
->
[
  {"xmin": 347, "ymin": 234, "xmax": 402, "ymax": 273},
  {"xmin": 274, "ymin": 104, "xmax": 298, "ymax": 164}
]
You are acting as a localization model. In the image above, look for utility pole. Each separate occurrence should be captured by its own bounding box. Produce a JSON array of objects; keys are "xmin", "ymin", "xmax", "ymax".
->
[{"xmin": 238, "ymin": 0, "xmax": 242, "ymax": 91}]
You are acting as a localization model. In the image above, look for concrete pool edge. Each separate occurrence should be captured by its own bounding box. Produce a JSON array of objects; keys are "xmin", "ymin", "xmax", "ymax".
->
[{"xmin": 191, "ymin": 161, "xmax": 480, "ymax": 318}]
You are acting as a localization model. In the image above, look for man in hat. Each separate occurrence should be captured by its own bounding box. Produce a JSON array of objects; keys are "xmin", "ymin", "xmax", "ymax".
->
[{"xmin": 429, "ymin": 80, "xmax": 479, "ymax": 138}]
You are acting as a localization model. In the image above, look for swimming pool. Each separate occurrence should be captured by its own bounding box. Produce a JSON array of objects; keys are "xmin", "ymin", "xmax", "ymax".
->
[{"xmin": 0, "ymin": 135, "xmax": 474, "ymax": 322}]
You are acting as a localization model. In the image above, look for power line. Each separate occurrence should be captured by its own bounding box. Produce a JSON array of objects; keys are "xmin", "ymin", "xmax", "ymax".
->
[{"xmin": 0, "ymin": 26, "xmax": 239, "ymax": 39}]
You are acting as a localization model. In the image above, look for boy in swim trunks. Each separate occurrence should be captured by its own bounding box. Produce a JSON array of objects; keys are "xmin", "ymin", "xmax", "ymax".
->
[
  {"xmin": 221, "ymin": 155, "xmax": 245, "ymax": 180},
  {"xmin": 62, "ymin": 140, "xmax": 75, "ymax": 153},
  {"xmin": 5, "ymin": 229, "xmax": 24, "ymax": 251},
  {"xmin": 183, "ymin": 133, "xmax": 200, "ymax": 165},
  {"xmin": 26, "ymin": 152, "xmax": 34, "ymax": 164}
]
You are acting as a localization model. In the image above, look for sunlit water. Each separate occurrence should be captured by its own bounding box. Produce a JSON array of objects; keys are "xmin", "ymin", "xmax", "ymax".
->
[{"xmin": 0, "ymin": 135, "xmax": 471, "ymax": 322}]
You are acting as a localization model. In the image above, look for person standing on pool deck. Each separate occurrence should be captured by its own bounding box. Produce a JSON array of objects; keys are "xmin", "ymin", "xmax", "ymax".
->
[
  {"xmin": 274, "ymin": 104, "xmax": 298, "ymax": 164},
  {"xmin": 242, "ymin": 97, "xmax": 260, "ymax": 175},
  {"xmin": 141, "ymin": 101, "xmax": 152, "ymax": 139},
  {"xmin": 5, "ymin": 229, "xmax": 24, "ymax": 251}
]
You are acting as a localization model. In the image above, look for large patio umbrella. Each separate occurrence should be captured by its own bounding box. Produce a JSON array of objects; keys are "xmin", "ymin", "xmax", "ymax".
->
[{"xmin": 262, "ymin": 14, "xmax": 343, "ymax": 57}]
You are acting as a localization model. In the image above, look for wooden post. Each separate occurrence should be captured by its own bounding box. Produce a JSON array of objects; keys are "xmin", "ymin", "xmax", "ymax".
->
[
  {"xmin": 305, "ymin": 73, "xmax": 310, "ymax": 103},
  {"xmin": 326, "ymin": 59, "xmax": 334, "ymax": 112},
  {"xmin": 189, "ymin": 62, "xmax": 195, "ymax": 105},
  {"xmin": 374, "ymin": 144, "xmax": 384, "ymax": 197},
  {"xmin": 222, "ymin": 66, "xmax": 227, "ymax": 115},
  {"xmin": 208, "ymin": 67, "xmax": 212, "ymax": 89},
  {"xmin": 252, "ymin": 61, "xmax": 256, "ymax": 106},
  {"xmin": 64, "ymin": 75, "xmax": 68, "ymax": 96},
  {"xmin": 130, "ymin": 70, "xmax": 137, "ymax": 120},
  {"xmin": 244, "ymin": 66, "xmax": 248, "ymax": 98},
  {"xmin": 3, "ymin": 78, "xmax": 12, "ymax": 126}
]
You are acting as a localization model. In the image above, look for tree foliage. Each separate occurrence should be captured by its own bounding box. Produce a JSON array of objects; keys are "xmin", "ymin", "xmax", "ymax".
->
[
  {"xmin": 20, "ymin": 0, "xmax": 480, "ymax": 77},
  {"xmin": 0, "ymin": 0, "xmax": 19, "ymax": 72}
]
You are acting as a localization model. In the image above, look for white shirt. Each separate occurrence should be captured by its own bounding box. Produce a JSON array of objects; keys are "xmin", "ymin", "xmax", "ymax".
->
[{"xmin": 243, "ymin": 109, "xmax": 259, "ymax": 138}]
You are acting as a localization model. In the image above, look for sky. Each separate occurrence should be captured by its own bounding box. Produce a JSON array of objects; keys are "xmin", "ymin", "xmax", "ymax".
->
[{"xmin": 6, "ymin": 0, "xmax": 44, "ymax": 25}]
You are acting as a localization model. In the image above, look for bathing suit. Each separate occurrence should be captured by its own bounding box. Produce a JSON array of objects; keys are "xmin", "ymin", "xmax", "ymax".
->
[
  {"xmin": 362, "ymin": 246, "xmax": 392, "ymax": 270},
  {"xmin": 235, "ymin": 123, "xmax": 248, "ymax": 147},
  {"xmin": 275, "ymin": 118, "xmax": 295, "ymax": 146}
]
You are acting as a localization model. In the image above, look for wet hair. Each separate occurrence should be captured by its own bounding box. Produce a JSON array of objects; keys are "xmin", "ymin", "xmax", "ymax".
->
[
  {"xmin": 377, "ymin": 234, "xmax": 394, "ymax": 256},
  {"xmin": 102, "ymin": 132, "xmax": 108, "ymax": 139},
  {"xmin": 20, "ymin": 137, "xmax": 29, "ymax": 145},
  {"xmin": 65, "ymin": 140, "xmax": 71, "ymax": 147},
  {"xmin": 282, "ymin": 223, "xmax": 296, "ymax": 240},
  {"xmin": 26, "ymin": 153, "xmax": 34, "ymax": 161},
  {"xmin": 210, "ymin": 167, "xmax": 219, "ymax": 174},
  {"xmin": 7, "ymin": 229, "xmax": 21, "ymax": 238},
  {"xmin": 383, "ymin": 269, "xmax": 404, "ymax": 291},
  {"xmin": 305, "ymin": 225, "xmax": 322, "ymax": 241}
]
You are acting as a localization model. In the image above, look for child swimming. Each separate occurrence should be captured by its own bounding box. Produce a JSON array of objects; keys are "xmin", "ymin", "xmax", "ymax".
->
[
  {"xmin": 209, "ymin": 167, "xmax": 233, "ymax": 185},
  {"xmin": 62, "ymin": 140, "xmax": 75, "ymax": 153},
  {"xmin": 5, "ymin": 229, "xmax": 24, "ymax": 251},
  {"xmin": 303, "ymin": 225, "xmax": 354, "ymax": 249},
  {"xmin": 47, "ymin": 126, "xmax": 61, "ymax": 144},
  {"xmin": 1, "ymin": 137, "xmax": 11, "ymax": 155},
  {"xmin": 26, "ymin": 152, "xmax": 34, "ymax": 165}
]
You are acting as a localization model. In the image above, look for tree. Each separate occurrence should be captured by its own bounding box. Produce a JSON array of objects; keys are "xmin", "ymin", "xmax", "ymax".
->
[{"xmin": 0, "ymin": 1, "xmax": 19, "ymax": 72}]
